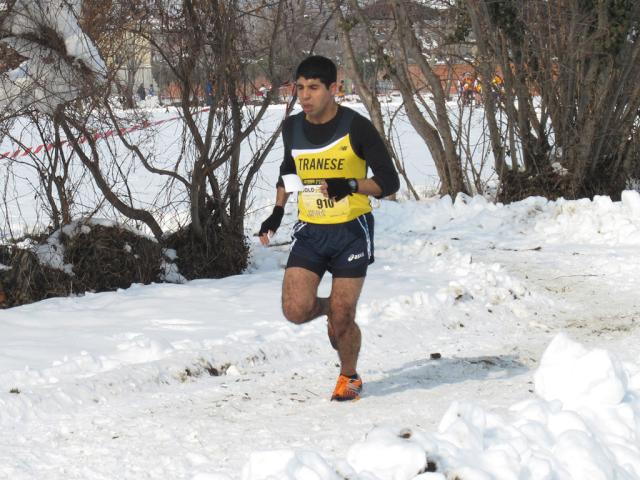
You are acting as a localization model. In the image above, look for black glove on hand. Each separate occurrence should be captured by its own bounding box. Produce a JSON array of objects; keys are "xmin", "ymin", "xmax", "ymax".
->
[
  {"xmin": 325, "ymin": 178, "xmax": 357, "ymax": 202},
  {"xmin": 259, "ymin": 206, "xmax": 284, "ymax": 236}
]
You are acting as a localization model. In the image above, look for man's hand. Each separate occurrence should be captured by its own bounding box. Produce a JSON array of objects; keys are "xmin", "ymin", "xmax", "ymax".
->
[
  {"xmin": 259, "ymin": 206, "xmax": 284, "ymax": 245},
  {"xmin": 321, "ymin": 178, "xmax": 357, "ymax": 201}
]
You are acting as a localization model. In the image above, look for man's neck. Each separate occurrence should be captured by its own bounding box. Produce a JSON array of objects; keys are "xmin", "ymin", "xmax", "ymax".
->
[{"xmin": 305, "ymin": 103, "xmax": 339, "ymax": 125}]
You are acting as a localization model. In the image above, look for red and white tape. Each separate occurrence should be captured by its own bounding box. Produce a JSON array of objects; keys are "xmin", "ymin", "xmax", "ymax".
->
[{"xmin": 1, "ymin": 107, "xmax": 211, "ymax": 160}]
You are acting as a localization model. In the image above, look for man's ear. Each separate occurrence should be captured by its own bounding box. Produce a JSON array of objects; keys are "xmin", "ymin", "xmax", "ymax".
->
[{"xmin": 329, "ymin": 82, "xmax": 338, "ymax": 95}]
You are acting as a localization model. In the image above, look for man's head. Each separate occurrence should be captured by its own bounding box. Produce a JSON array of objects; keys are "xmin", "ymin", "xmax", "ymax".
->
[
  {"xmin": 295, "ymin": 56, "xmax": 338, "ymax": 123},
  {"xmin": 295, "ymin": 55, "xmax": 337, "ymax": 88}
]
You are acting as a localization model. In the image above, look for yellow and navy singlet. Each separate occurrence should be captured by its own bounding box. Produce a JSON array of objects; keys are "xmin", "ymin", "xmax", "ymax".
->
[
  {"xmin": 289, "ymin": 108, "xmax": 370, "ymax": 224},
  {"xmin": 278, "ymin": 106, "xmax": 400, "ymax": 224}
]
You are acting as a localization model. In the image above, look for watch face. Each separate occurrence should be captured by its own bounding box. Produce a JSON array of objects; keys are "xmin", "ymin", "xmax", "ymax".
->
[{"xmin": 348, "ymin": 179, "xmax": 358, "ymax": 192}]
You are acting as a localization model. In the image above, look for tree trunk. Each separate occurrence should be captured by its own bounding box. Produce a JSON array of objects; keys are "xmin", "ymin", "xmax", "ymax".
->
[
  {"xmin": 465, "ymin": 2, "xmax": 507, "ymax": 178},
  {"xmin": 335, "ymin": 0, "xmax": 419, "ymax": 200}
]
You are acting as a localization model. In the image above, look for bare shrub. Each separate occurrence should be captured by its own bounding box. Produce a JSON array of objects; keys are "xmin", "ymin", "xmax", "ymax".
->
[
  {"xmin": 466, "ymin": 0, "xmax": 640, "ymax": 200},
  {"xmin": 63, "ymin": 224, "xmax": 163, "ymax": 291},
  {"xmin": 1, "ymin": 247, "xmax": 73, "ymax": 307},
  {"xmin": 0, "ymin": 223, "xmax": 164, "ymax": 307},
  {"xmin": 165, "ymin": 221, "xmax": 248, "ymax": 281}
]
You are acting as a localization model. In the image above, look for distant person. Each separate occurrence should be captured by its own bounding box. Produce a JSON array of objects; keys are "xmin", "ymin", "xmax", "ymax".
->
[
  {"xmin": 337, "ymin": 80, "xmax": 345, "ymax": 103},
  {"xmin": 491, "ymin": 74, "xmax": 504, "ymax": 102},
  {"xmin": 474, "ymin": 78, "xmax": 483, "ymax": 106},
  {"xmin": 491, "ymin": 74, "xmax": 503, "ymax": 90},
  {"xmin": 137, "ymin": 84, "xmax": 146, "ymax": 101},
  {"xmin": 460, "ymin": 74, "xmax": 474, "ymax": 106},
  {"xmin": 258, "ymin": 83, "xmax": 269, "ymax": 98},
  {"xmin": 205, "ymin": 80, "xmax": 214, "ymax": 106},
  {"xmin": 147, "ymin": 84, "xmax": 155, "ymax": 96},
  {"xmin": 258, "ymin": 55, "xmax": 400, "ymax": 402}
]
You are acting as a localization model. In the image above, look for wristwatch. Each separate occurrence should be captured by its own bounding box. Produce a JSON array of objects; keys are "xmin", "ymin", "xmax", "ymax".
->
[{"xmin": 348, "ymin": 178, "xmax": 358, "ymax": 194}]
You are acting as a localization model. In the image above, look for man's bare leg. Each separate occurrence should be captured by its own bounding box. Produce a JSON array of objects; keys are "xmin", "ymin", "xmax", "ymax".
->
[
  {"xmin": 282, "ymin": 267, "xmax": 329, "ymax": 324},
  {"xmin": 282, "ymin": 268, "xmax": 365, "ymax": 377},
  {"xmin": 329, "ymin": 276, "xmax": 365, "ymax": 377}
]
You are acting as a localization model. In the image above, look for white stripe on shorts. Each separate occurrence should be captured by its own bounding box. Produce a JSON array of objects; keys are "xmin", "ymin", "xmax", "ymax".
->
[
  {"xmin": 289, "ymin": 221, "xmax": 307, "ymax": 251},
  {"xmin": 356, "ymin": 215, "xmax": 372, "ymax": 259}
]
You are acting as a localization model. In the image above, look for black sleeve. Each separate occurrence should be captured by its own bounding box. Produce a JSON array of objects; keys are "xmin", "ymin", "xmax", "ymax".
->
[
  {"xmin": 350, "ymin": 114, "xmax": 400, "ymax": 198},
  {"xmin": 276, "ymin": 116, "xmax": 296, "ymax": 188}
]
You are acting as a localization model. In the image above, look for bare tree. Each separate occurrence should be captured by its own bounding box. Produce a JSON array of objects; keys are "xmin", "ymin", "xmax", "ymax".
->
[
  {"xmin": 0, "ymin": 0, "xmax": 111, "ymax": 237},
  {"xmin": 6, "ymin": 113, "xmax": 77, "ymax": 229},
  {"xmin": 466, "ymin": 0, "xmax": 640, "ymax": 200},
  {"xmin": 336, "ymin": 0, "xmax": 469, "ymax": 196},
  {"xmin": 134, "ymin": 1, "xmax": 290, "ymax": 251},
  {"xmin": 0, "ymin": 0, "xmax": 294, "ymax": 277},
  {"xmin": 333, "ymin": 0, "xmax": 420, "ymax": 199}
]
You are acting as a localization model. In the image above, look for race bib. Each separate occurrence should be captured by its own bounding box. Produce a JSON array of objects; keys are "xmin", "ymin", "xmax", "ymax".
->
[{"xmin": 300, "ymin": 184, "xmax": 350, "ymax": 219}]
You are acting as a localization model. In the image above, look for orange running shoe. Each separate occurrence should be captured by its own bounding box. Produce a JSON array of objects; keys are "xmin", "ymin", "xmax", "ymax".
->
[
  {"xmin": 327, "ymin": 320, "xmax": 338, "ymax": 350},
  {"xmin": 331, "ymin": 373, "xmax": 362, "ymax": 401}
]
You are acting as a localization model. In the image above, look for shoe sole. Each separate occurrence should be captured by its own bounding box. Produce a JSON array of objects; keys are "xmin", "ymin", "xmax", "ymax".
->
[{"xmin": 331, "ymin": 395, "xmax": 360, "ymax": 402}]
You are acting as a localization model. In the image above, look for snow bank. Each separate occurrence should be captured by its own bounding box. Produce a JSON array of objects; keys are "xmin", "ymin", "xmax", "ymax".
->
[
  {"xmin": 244, "ymin": 335, "xmax": 640, "ymax": 480},
  {"xmin": 534, "ymin": 192, "xmax": 640, "ymax": 245},
  {"xmin": 373, "ymin": 191, "xmax": 640, "ymax": 250},
  {"xmin": 2, "ymin": 179, "xmax": 640, "ymax": 477},
  {"xmin": 0, "ymin": 0, "xmax": 106, "ymax": 114},
  {"xmin": 242, "ymin": 450, "xmax": 341, "ymax": 480}
]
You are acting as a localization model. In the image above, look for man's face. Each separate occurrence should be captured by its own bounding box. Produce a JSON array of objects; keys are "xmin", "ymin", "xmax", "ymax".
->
[{"xmin": 295, "ymin": 76, "xmax": 337, "ymax": 118}]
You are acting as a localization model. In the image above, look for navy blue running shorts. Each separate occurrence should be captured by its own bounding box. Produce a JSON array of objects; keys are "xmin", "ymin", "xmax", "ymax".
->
[{"xmin": 286, "ymin": 212, "xmax": 374, "ymax": 278}]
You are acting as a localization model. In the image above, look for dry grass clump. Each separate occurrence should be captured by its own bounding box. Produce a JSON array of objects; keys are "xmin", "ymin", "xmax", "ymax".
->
[
  {"xmin": 0, "ymin": 224, "xmax": 164, "ymax": 307},
  {"xmin": 498, "ymin": 163, "xmax": 628, "ymax": 203},
  {"xmin": 1, "ymin": 247, "xmax": 72, "ymax": 307},
  {"xmin": 1, "ymin": 219, "xmax": 250, "ymax": 307},
  {"xmin": 166, "ymin": 221, "xmax": 248, "ymax": 280},
  {"xmin": 64, "ymin": 224, "xmax": 163, "ymax": 292},
  {"xmin": 498, "ymin": 168, "xmax": 575, "ymax": 203}
]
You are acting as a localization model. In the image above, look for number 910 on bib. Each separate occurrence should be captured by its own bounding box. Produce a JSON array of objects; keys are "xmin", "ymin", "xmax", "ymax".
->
[{"xmin": 300, "ymin": 184, "xmax": 349, "ymax": 219}]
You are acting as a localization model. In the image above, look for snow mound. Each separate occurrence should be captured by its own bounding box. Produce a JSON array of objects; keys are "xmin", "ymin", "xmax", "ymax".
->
[
  {"xmin": 248, "ymin": 335, "xmax": 640, "ymax": 480},
  {"xmin": 535, "ymin": 332, "xmax": 628, "ymax": 408},
  {"xmin": 535, "ymin": 192, "xmax": 640, "ymax": 245},
  {"xmin": 347, "ymin": 426, "xmax": 433, "ymax": 479},
  {"xmin": 242, "ymin": 450, "xmax": 340, "ymax": 480},
  {"xmin": 0, "ymin": 0, "xmax": 106, "ymax": 114},
  {"xmin": 375, "ymin": 192, "xmax": 640, "ymax": 250}
]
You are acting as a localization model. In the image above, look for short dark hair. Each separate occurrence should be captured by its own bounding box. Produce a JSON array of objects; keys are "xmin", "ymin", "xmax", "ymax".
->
[{"xmin": 295, "ymin": 56, "xmax": 337, "ymax": 89}]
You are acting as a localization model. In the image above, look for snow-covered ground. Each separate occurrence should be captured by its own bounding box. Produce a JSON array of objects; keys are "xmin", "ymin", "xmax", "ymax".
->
[
  {"xmin": 2, "ymin": 190, "xmax": 640, "ymax": 479},
  {"xmin": 3, "ymin": 8, "xmax": 638, "ymax": 477}
]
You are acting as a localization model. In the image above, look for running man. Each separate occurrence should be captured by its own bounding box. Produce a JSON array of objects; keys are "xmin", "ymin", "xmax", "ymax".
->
[{"xmin": 259, "ymin": 56, "xmax": 400, "ymax": 401}]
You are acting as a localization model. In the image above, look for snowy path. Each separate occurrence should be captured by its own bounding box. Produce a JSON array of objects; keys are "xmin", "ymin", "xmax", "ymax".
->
[
  {"xmin": 475, "ymin": 244, "xmax": 640, "ymax": 351},
  {"xmin": 2, "ymin": 196, "xmax": 640, "ymax": 478},
  {"xmin": 1, "ymin": 309, "xmax": 537, "ymax": 478},
  {"xmin": 0, "ymin": 356, "xmax": 529, "ymax": 478}
]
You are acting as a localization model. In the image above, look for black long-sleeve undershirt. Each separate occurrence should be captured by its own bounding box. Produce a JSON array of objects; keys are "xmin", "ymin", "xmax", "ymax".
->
[{"xmin": 277, "ymin": 106, "xmax": 400, "ymax": 198}]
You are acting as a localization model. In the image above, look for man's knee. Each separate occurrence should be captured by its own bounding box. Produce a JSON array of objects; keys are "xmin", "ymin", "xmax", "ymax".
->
[
  {"xmin": 328, "ymin": 303, "xmax": 357, "ymax": 337},
  {"xmin": 282, "ymin": 267, "xmax": 322, "ymax": 324},
  {"xmin": 282, "ymin": 298, "xmax": 314, "ymax": 324}
]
